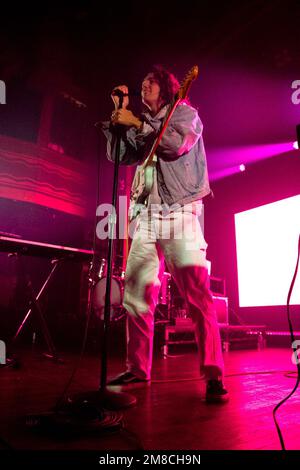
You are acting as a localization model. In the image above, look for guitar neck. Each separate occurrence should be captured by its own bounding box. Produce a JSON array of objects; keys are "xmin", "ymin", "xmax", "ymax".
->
[
  {"xmin": 142, "ymin": 65, "xmax": 198, "ymax": 169},
  {"xmin": 144, "ymin": 97, "xmax": 181, "ymax": 168}
]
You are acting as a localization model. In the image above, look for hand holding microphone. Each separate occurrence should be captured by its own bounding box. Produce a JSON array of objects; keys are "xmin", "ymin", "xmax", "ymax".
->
[
  {"xmin": 111, "ymin": 85, "xmax": 129, "ymax": 110},
  {"xmin": 110, "ymin": 85, "xmax": 142, "ymax": 130}
]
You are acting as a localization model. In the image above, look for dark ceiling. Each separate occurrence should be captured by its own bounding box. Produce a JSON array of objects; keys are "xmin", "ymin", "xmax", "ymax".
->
[
  {"xmin": 1, "ymin": 0, "xmax": 300, "ymax": 175},
  {"xmin": 1, "ymin": 0, "xmax": 299, "ymax": 90}
]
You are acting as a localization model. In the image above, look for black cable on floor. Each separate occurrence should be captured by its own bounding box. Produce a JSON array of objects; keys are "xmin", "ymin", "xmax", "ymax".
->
[
  {"xmin": 151, "ymin": 369, "xmax": 296, "ymax": 384},
  {"xmin": 273, "ymin": 234, "xmax": 300, "ymax": 450},
  {"xmin": 0, "ymin": 435, "xmax": 14, "ymax": 450}
]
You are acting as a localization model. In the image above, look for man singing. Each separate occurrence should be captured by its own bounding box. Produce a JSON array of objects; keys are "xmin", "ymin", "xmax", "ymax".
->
[{"xmin": 101, "ymin": 65, "xmax": 228, "ymax": 403}]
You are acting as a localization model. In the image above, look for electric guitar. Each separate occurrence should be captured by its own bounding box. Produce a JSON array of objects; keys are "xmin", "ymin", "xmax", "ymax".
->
[{"xmin": 129, "ymin": 65, "xmax": 199, "ymax": 220}]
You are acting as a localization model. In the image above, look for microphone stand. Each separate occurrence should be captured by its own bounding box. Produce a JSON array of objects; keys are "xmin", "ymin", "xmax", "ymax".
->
[
  {"xmin": 67, "ymin": 94, "xmax": 136, "ymax": 411},
  {"xmin": 23, "ymin": 95, "xmax": 136, "ymax": 437}
]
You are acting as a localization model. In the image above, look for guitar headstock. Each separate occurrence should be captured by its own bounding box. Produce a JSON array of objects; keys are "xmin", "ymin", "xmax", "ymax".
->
[{"xmin": 177, "ymin": 65, "xmax": 199, "ymax": 100}]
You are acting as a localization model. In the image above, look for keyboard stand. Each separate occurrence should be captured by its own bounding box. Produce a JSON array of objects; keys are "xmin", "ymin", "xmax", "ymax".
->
[{"xmin": 10, "ymin": 254, "xmax": 63, "ymax": 363}]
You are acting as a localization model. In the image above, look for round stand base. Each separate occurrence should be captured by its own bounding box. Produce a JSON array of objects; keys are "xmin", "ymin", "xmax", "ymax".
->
[
  {"xmin": 68, "ymin": 387, "xmax": 137, "ymax": 410},
  {"xmin": 25, "ymin": 406, "xmax": 123, "ymax": 436}
]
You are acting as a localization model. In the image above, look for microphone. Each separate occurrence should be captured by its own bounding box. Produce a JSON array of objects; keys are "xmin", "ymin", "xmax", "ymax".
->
[{"xmin": 111, "ymin": 89, "xmax": 140, "ymax": 97}]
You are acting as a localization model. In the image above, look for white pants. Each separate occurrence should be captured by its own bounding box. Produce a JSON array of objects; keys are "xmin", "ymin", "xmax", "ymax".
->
[{"xmin": 123, "ymin": 207, "xmax": 224, "ymax": 381}]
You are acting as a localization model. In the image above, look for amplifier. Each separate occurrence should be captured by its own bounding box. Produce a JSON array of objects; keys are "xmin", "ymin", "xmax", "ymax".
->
[
  {"xmin": 164, "ymin": 295, "xmax": 229, "ymax": 355},
  {"xmin": 210, "ymin": 277, "xmax": 226, "ymax": 296},
  {"xmin": 212, "ymin": 295, "xmax": 228, "ymax": 325},
  {"xmin": 171, "ymin": 295, "xmax": 229, "ymax": 325}
]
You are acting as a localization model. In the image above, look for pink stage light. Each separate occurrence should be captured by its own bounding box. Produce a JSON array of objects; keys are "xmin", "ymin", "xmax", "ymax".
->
[
  {"xmin": 239, "ymin": 164, "xmax": 246, "ymax": 172},
  {"xmin": 293, "ymin": 141, "xmax": 299, "ymax": 150},
  {"xmin": 209, "ymin": 142, "xmax": 295, "ymax": 181},
  {"xmin": 235, "ymin": 195, "xmax": 300, "ymax": 307}
]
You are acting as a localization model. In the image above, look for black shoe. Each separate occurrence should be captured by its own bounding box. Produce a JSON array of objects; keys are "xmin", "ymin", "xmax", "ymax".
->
[
  {"xmin": 206, "ymin": 380, "xmax": 229, "ymax": 403},
  {"xmin": 107, "ymin": 371, "xmax": 149, "ymax": 386}
]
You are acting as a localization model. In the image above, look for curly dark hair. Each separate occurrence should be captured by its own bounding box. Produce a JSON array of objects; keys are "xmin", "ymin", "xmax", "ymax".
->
[{"xmin": 147, "ymin": 65, "xmax": 180, "ymax": 105}]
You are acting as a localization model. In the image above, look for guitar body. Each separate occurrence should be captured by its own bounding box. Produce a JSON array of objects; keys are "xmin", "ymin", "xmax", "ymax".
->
[
  {"xmin": 129, "ymin": 163, "xmax": 155, "ymax": 221},
  {"xmin": 144, "ymin": 164, "xmax": 155, "ymax": 195},
  {"xmin": 130, "ymin": 161, "xmax": 155, "ymax": 205}
]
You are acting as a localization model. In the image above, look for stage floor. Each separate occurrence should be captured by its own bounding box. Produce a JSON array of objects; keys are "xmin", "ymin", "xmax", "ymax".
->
[{"xmin": 0, "ymin": 346, "xmax": 299, "ymax": 451}]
